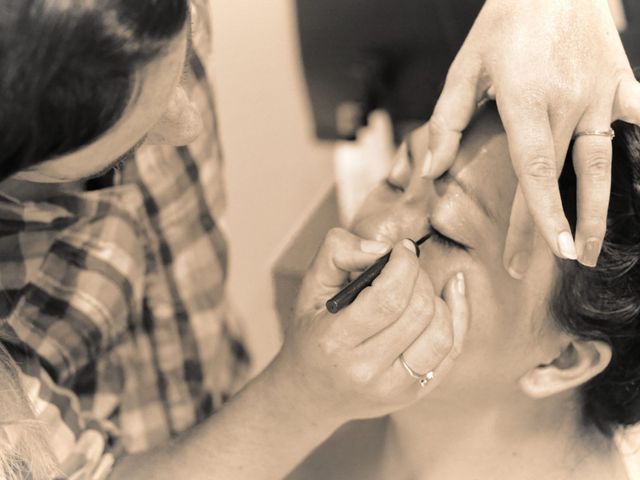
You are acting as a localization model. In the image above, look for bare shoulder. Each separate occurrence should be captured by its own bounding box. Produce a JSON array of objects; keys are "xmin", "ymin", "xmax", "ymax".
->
[{"xmin": 285, "ymin": 418, "xmax": 389, "ymax": 480}]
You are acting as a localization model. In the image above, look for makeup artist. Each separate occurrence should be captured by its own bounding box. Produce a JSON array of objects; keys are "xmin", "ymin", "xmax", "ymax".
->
[{"xmin": 0, "ymin": 1, "xmax": 639, "ymax": 480}]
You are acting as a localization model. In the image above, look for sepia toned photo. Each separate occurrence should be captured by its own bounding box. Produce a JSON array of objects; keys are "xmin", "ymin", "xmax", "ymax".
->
[{"xmin": 0, "ymin": 1, "xmax": 639, "ymax": 478}]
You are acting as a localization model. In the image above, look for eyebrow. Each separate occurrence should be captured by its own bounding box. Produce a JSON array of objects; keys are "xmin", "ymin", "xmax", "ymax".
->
[
  {"xmin": 443, "ymin": 171, "xmax": 498, "ymax": 225},
  {"xmin": 405, "ymin": 132, "xmax": 497, "ymax": 223}
]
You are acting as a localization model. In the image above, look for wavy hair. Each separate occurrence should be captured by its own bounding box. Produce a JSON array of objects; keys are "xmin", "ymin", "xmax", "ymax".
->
[{"xmin": 553, "ymin": 113, "xmax": 640, "ymax": 436}]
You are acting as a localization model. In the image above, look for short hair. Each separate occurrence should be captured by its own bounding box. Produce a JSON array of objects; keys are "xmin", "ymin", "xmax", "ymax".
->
[
  {"xmin": 553, "ymin": 109, "xmax": 640, "ymax": 436},
  {"xmin": 0, "ymin": 0, "xmax": 190, "ymax": 180}
]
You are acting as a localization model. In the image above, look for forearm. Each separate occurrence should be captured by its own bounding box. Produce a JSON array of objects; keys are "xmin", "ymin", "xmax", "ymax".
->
[{"xmin": 110, "ymin": 358, "xmax": 340, "ymax": 479}]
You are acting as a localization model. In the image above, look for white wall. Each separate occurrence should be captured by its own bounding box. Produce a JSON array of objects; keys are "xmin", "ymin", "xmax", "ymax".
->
[{"xmin": 210, "ymin": 0, "xmax": 335, "ymax": 370}]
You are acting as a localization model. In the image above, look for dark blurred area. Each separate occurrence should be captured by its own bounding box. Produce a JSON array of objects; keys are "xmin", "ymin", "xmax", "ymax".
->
[{"xmin": 296, "ymin": 0, "xmax": 640, "ymax": 142}]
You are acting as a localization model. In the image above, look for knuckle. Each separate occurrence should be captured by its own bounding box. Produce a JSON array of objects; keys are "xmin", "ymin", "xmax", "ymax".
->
[
  {"xmin": 577, "ymin": 151, "xmax": 611, "ymax": 180},
  {"xmin": 411, "ymin": 296, "xmax": 435, "ymax": 327},
  {"xmin": 318, "ymin": 331, "xmax": 343, "ymax": 357},
  {"xmin": 521, "ymin": 156, "xmax": 557, "ymax": 181},
  {"xmin": 431, "ymin": 331, "xmax": 454, "ymax": 359},
  {"xmin": 443, "ymin": 61, "xmax": 478, "ymax": 96},
  {"xmin": 379, "ymin": 294, "xmax": 406, "ymax": 317},
  {"xmin": 444, "ymin": 56, "xmax": 469, "ymax": 84},
  {"xmin": 394, "ymin": 249, "xmax": 419, "ymax": 273},
  {"xmin": 552, "ymin": 81, "xmax": 584, "ymax": 106},
  {"xmin": 347, "ymin": 362, "xmax": 376, "ymax": 386},
  {"xmin": 325, "ymin": 227, "xmax": 346, "ymax": 247},
  {"xmin": 429, "ymin": 110, "xmax": 455, "ymax": 136},
  {"xmin": 509, "ymin": 80, "xmax": 547, "ymax": 109},
  {"xmin": 621, "ymin": 94, "xmax": 640, "ymax": 116}
]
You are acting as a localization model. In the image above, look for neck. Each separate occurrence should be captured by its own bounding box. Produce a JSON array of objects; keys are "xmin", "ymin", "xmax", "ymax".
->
[{"xmin": 384, "ymin": 391, "xmax": 626, "ymax": 480}]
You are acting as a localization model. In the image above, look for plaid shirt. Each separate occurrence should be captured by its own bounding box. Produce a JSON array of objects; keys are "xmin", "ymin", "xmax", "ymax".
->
[{"xmin": 0, "ymin": 2, "xmax": 250, "ymax": 478}]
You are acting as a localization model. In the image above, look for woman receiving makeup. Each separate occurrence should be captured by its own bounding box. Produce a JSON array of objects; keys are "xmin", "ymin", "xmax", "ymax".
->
[
  {"xmin": 0, "ymin": 0, "xmax": 639, "ymax": 479},
  {"xmin": 288, "ymin": 102, "xmax": 640, "ymax": 479}
]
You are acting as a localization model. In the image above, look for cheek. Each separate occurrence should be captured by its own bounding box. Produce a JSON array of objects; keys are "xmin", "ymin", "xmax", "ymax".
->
[{"xmin": 422, "ymin": 245, "xmax": 543, "ymax": 385}]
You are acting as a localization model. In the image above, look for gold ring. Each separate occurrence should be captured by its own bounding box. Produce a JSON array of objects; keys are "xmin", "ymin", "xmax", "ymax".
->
[
  {"xmin": 399, "ymin": 353, "xmax": 434, "ymax": 387},
  {"xmin": 573, "ymin": 128, "xmax": 615, "ymax": 139}
]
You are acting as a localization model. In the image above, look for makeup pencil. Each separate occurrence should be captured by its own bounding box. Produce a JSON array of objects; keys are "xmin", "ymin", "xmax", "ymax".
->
[{"xmin": 325, "ymin": 232, "xmax": 432, "ymax": 314}]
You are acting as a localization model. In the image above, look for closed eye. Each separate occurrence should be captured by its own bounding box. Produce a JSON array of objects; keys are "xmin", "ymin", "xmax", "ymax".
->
[
  {"xmin": 384, "ymin": 179, "xmax": 405, "ymax": 193},
  {"xmin": 431, "ymin": 227, "xmax": 468, "ymax": 251}
]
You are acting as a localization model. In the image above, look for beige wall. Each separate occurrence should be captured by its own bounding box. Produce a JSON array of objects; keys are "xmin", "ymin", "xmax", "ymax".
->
[{"xmin": 210, "ymin": 0, "xmax": 335, "ymax": 370}]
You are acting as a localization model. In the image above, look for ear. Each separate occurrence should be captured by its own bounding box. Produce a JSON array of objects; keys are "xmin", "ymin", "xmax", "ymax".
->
[
  {"xmin": 145, "ymin": 86, "xmax": 203, "ymax": 146},
  {"xmin": 519, "ymin": 339, "xmax": 612, "ymax": 399}
]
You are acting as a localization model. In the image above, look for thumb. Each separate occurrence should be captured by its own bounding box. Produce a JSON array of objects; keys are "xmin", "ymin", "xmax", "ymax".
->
[
  {"xmin": 302, "ymin": 228, "xmax": 391, "ymax": 295},
  {"xmin": 423, "ymin": 52, "xmax": 484, "ymax": 178}
]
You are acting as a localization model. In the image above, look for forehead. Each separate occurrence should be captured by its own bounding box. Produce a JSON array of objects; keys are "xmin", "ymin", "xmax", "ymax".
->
[{"xmin": 452, "ymin": 104, "xmax": 517, "ymax": 229}]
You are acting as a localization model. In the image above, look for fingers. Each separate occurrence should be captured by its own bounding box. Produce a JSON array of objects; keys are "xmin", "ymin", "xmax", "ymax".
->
[
  {"xmin": 347, "ymin": 239, "xmax": 422, "ymax": 339},
  {"xmin": 503, "ymin": 186, "xmax": 535, "ymax": 279},
  {"xmin": 422, "ymin": 53, "xmax": 483, "ymax": 178},
  {"xmin": 304, "ymin": 228, "xmax": 391, "ymax": 293},
  {"xmin": 296, "ymin": 228, "xmax": 391, "ymax": 316},
  {"xmin": 358, "ymin": 268, "xmax": 436, "ymax": 362},
  {"xmin": 395, "ymin": 273, "xmax": 467, "ymax": 379},
  {"xmin": 572, "ymin": 108, "xmax": 613, "ymax": 267},
  {"xmin": 613, "ymin": 74, "xmax": 640, "ymax": 125},
  {"xmin": 444, "ymin": 273, "xmax": 469, "ymax": 360},
  {"xmin": 498, "ymin": 98, "xmax": 576, "ymax": 260},
  {"xmin": 572, "ymin": 72, "xmax": 638, "ymax": 266}
]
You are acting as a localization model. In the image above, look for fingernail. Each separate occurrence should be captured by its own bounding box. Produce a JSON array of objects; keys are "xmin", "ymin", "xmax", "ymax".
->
[
  {"xmin": 507, "ymin": 251, "xmax": 530, "ymax": 280},
  {"xmin": 360, "ymin": 239, "xmax": 391, "ymax": 255},
  {"xmin": 579, "ymin": 238, "xmax": 602, "ymax": 268},
  {"xmin": 557, "ymin": 231, "xmax": 577, "ymax": 260},
  {"xmin": 421, "ymin": 150, "xmax": 432, "ymax": 177},
  {"xmin": 456, "ymin": 272, "xmax": 466, "ymax": 295},
  {"xmin": 401, "ymin": 239, "xmax": 419, "ymax": 256}
]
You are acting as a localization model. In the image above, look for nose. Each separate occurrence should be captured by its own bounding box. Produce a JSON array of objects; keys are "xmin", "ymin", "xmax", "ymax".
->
[{"xmin": 352, "ymin": 183, "xmax": 433, "ymax": 244}]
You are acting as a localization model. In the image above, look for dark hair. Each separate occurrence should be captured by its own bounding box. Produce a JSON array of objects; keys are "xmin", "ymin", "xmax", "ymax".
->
[
  {"xmin": 0, "ymin": 0, "xmax": 189, "ymax": 180},
  {"xmin": 553, "ymin": 115, "xmax": 640, "ymax": 436}
]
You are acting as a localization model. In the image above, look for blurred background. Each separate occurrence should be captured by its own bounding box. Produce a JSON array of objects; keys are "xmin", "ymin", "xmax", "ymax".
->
[
  {"xmin": 210, "ymin": 0, "xmax": 640, "ymax": 371},
  {"xmin": 211, "ymin": 0, "xmax": 336, "ymax": 370}
]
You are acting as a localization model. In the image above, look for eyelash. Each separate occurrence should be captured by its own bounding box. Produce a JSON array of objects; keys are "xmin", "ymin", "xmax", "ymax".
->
[
  {"xmin": 385, "ymin": 172, "xmax": 467, "ymax": 250},
  {"xmin": 384, "ymin": 179, "xmax": 405, "ymax": 193},
  {"xmin": 431, "ymin": 228, "xmax": 468, "ymax": 251},
  {"xmin": 180, "ymin": 51, "xmax": 193, "ymax": 84}
]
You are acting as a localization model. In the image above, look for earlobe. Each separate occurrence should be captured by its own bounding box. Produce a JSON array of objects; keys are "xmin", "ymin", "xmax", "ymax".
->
[
  {"xmin": 145, "ymin": 86, "xmax": 203, "ymax": 147},
  {"xmin": 519, "ymin": 339, "xmax": 612, "ymax": 399}
]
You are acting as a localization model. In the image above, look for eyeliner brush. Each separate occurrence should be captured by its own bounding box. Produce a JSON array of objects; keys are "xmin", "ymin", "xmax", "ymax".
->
[{"xmin": 325, "ymin": 232, "xmax": 432, "ymax": 314}]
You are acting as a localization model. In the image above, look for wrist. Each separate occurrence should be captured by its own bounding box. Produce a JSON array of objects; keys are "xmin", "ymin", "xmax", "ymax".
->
[{"xmin": 258, "ymin": 352, "xmax": 345, "ymax": 435}]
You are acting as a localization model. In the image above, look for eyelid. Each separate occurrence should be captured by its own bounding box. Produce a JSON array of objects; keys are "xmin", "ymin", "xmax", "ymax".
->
[
  {"xmin": 384, "ymin": 178, "xmax": 405, "ymax": 193},
  {"xmin": 431, "ymin": 226, "xmax": 469, "ymax": 251}
]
